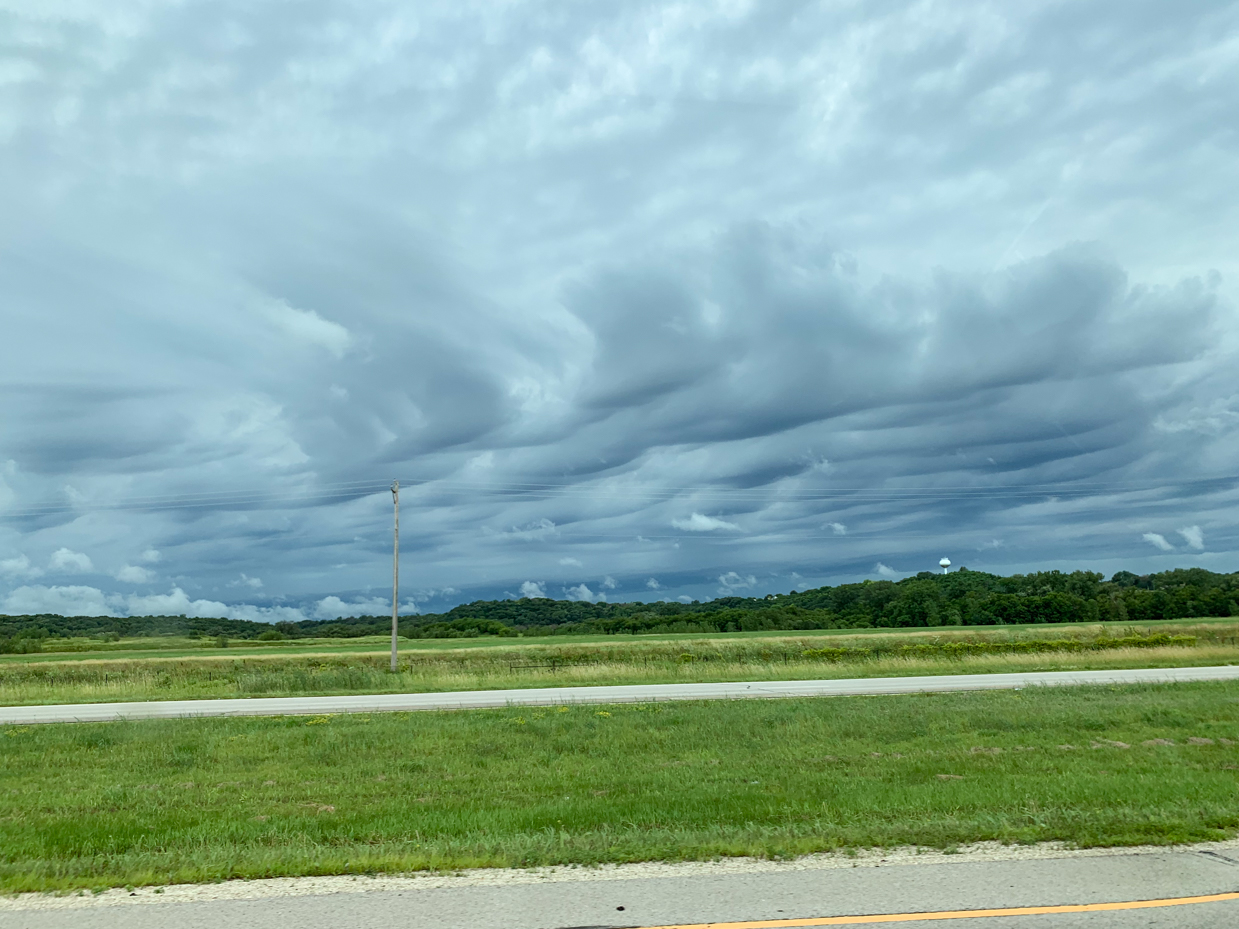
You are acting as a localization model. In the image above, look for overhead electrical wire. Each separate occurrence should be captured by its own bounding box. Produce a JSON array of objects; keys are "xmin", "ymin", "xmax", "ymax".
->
[{"xmin": 2, "ymin": 472, "xmax": 1235, "ymax": 519}]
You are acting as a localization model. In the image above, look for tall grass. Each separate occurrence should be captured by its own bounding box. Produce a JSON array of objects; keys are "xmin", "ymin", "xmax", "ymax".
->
[
  {"xmin": 1, "ymin": 683, "xmax": 1237, "ymax": 892},
  {"xmin": 1, "ymin": 627, "xmax": 1237, "ymax": 706}
]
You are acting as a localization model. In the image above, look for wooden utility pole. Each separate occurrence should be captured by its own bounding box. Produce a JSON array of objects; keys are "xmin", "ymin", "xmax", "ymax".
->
[{"xmin": 390, "ymin": 480, "xmax": 399, "ymax": 673}]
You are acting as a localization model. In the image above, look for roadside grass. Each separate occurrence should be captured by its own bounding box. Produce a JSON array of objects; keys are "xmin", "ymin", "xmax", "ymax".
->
[
  {"xmin": 10, "ymin": 615, "xmax": 1239, "ymax": 663},
  {"xmin": 0, "ymin": 636, "xmax": 400, "ymax": 663},
  {"xmin": 1, "ymin": 627, "xmax": 1238, "ymax": 706},
  {"xmin": 1, "ymin": 683, "xmax": 1237, "ymax": 893}
]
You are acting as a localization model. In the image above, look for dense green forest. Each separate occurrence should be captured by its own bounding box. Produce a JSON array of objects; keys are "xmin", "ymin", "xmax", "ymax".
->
[
  {"xmin": 402, "ymin": 567, "xmax": 1239, "ymax": 638},
  {"xmin": 2, "ymin": 567, "xmax": 1237, "ymax": 651}
]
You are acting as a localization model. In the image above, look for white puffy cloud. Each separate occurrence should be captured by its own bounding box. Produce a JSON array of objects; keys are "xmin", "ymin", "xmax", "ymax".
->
[
  {"xmin": 0, "ymin": 554, "xmax": 42, "ymax": 578},
  {"xmin": 1, "ymin": 583, "xmax": 328, "ymax": 623},
  {"xmin": 121, "ymin": 588, "xmax": 307, "ymax": 623},
  {"xmin": 601, "ymin": 575, "xmax": 617, "ymax": 589},
  {"xmin": 1178, "ymin": 526, "xmax": 1205, "ymax": 551},
  {"xmin": 565, "ymin": 583, "xmax": 606, "ymax": 602},
  {"xmin": 263, "ymin": 299, "xmax": 352, "ymax": 358},
  {"xmin": 2, "ymin": 585, "xmax": 116, "ymax": 617},
  {"xmin": 223, "ymin": 603, "xmax": 312, "ymax": 623},
  {"xmin": 313, "ymin": 596, "xmax": 391, "ymax": 619},
  {"xmin": 559, "ymin": 557, "xmax": 583, "ymax": 567},
  {"xmin": 717, "ymin": 571, "xmax": 756, "ymax": 593},
  {"xmin": 115, "ymin": 565, "xmax": 155, "ymax": 584},
  {"xmin": 122, "ymin": 588, "xmax": 233, "ymax": 618},
  {"xmin": 673, "ymin": 514, "xmax": 741, "ymax": 532},
  {"xmin": 48, "ymin": 548, "xmax": 94, "ymax": 574},
  {"xmin": 519, "ymin": 581, "xmax": 546, "ymax": 599},
  {"xmin": 827, "ymin": 523, "xmax": 847, "ymax": 536},
  {"xmin": 646, "ymin": 578, "xmax": 661, "ymax": 589},
  {"xmin": 228, "ymin": 574, "xmax": 263, "ymax": 589},
  {"xmin": 1142, "ymin": 533, "xmax": 1175, "ymax": 552},
  {"xmin": 875, "ymin": 563, "xmax": 898, "ymax": 578},
  {"xmin": 140, "ymin": 549, "xmax": 162, "ymax": 564}
]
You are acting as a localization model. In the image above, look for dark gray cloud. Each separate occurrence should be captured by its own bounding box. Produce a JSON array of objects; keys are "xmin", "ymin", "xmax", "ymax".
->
[{"xmin": 1, "ymin": 0, "xmax": 1238, "ymax": 618}]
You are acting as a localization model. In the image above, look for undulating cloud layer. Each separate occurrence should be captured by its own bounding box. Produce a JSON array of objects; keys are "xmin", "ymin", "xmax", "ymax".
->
[{"xmin": 2, "ymin": 0, "xmax": 1238, "ymax": 618}]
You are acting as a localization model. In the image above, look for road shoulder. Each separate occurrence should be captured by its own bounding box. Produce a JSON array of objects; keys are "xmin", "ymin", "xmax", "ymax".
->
[{"xmin": 6, "ymin": 837, "xmax": 1239, "ymax": 911}]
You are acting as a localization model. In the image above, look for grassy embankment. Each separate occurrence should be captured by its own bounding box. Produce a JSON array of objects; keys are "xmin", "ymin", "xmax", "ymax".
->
[
  {"xmin": 1, "ymin": 621, "xmax": 1238, "ymax": 706},
  {"xmin": 1, "ymin": 682, "xmax": 1237, "ymax": 892}
]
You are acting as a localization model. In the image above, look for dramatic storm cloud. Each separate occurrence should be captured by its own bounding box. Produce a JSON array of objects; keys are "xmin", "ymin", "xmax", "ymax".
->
[{"xmin": 2, "ymin": 0, "xmax": 1238, "ymax": 618}]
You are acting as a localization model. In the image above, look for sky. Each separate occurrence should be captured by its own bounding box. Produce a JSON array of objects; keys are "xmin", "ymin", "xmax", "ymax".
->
[{"xmin": 2, "ymin": 0, "xmax": 1238, "ymax": 621}]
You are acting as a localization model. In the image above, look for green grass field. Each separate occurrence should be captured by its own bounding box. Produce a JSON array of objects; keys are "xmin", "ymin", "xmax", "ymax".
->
[
  {"xmin": 1, "ymin": 622, "xmax": 1237, "ymax": 706},
  {"xmin": 12, "ymin": 614, "xmax": 1239, "ymax": 662},
  {"xmin": 2, "ymin": 682, "xmax": 1237, "ymax": 892}
]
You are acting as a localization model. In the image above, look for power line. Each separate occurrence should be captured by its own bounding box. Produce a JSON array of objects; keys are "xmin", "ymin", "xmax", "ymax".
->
[{"xmin": 3, "ymin": 472, "xmax": 1236, "ymax": 519}]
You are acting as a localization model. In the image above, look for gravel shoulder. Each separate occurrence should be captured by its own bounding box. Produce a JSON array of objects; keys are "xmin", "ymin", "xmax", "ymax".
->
[{"xmin": 6, "ymin": 837, "xmax": 1239, "ymax": 911}]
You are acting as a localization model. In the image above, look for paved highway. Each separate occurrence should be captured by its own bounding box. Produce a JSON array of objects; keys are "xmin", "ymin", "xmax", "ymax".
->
[
  {"xmin": 2, "ymin": 664, "xmax": 1238, "ymax": 724},
  {"xmin": 5, "ymin": 842, "xmax": 1239, "ymax": 928}
]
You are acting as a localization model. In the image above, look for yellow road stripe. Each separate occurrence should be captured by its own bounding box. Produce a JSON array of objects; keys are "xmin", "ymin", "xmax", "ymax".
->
[{"xmin": 636, "ymin": 891, "xmax": 1239, "ymax": 928}]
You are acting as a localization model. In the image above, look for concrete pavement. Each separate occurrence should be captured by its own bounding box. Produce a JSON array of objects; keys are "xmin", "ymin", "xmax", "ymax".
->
[
  {"xmin": 5, "ymin": 841, "xmax": 1239, "ymax": 928},
  {"xmin": 2, "ymin": 664, "xmax": 1238, "ymax": 724}
]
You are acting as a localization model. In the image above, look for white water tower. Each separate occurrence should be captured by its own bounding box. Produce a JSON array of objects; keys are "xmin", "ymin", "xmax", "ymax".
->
[{"xmin": 939, "ymin": 557, "xmax": 951, "ymax": 574}]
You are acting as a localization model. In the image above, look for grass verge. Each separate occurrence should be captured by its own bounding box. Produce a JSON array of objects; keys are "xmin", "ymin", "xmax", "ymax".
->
[
  {"xmin": 11, "ymin": 615, "xmax": 1239, "ymax": 662},
  {"xmin": 1, "ymin": 626, "xmax": 1237, "ymax": 706},
  {"xmin": 1, "ymin": 682, "xmax": 1238, "ymax": 892}
]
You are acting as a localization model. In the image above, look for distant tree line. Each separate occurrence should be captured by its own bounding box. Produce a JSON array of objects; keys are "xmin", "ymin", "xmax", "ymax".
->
[
  {"xmin": 0, "ymin": 613, "xmax": 394, "ymax": 649},
  {"xmin": 2, "ymin": 567, "xmax": 1237, "ymax": 650},
  {"xmin": 401, "ymin": 567, "xmax": 1239, "ymax": 637}
]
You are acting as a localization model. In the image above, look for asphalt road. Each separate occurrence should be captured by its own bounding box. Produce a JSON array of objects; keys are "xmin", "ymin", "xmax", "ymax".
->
[
  {"xmin": 5, "ymin": 844, "xmax": 1239, "ymax": 928},
  {"xmin": 2, "ymin": 664, "xmax": 1238, "ymax": 725}
]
